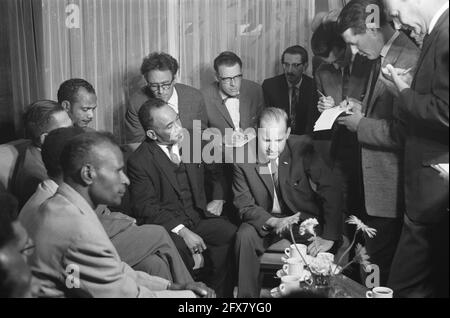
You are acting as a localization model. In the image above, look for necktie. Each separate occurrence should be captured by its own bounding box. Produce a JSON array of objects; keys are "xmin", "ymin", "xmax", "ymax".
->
[
  {"xmin": 290, "ymin": 87, "xmax": 299, "ymax": 131},
  {"xmin": 168, "ymin": 145, "xmax": 181, "ymax": 166},
  {"xmin": 270, "ymin": 160, "xmax": 281, "ymax": 196},
  {"xmin": 342, "ymin": 64, "xmax": 351, "ymax": 99}
]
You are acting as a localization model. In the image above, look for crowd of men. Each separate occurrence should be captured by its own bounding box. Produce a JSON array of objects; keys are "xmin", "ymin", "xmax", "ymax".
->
[{"xmin": 0, "ymin": 0, "xmax": 448, "ymax": 298}]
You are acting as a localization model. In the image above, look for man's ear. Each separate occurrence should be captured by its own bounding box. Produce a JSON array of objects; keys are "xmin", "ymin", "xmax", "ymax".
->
[
  {"xmin": 80, "ymin": 165, "xmax": 95, "ymax": 185},
  {"xmin": 39, "ymin": 133, "xmax": 48, "ymax": 148},
  {"xmin": 214, "ymin": 73, "xmax": 220, "ymax": 83},
  {"xmin": 61, "ymin": 100, "xmax": 71, "ymax": 113},
  {"xmin": 146, "ymin": 130, "xmax": 158, "ymax": 141},
  {"xmin": 286, "ymin": 127, "xmax": 291, "ymax": 140}
]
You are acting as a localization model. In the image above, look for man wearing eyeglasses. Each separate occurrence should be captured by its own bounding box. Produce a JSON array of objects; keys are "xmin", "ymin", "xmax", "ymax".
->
[
  {"xmin": 125, "ymin": 52, "xmax": 208, "ymax": 152},
  {"xmin": 262, "ymin": 45, "xmax": 319, "ymax": 136}
]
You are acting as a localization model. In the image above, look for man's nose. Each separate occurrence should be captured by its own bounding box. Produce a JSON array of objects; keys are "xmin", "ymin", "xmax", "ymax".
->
[{"xmin": 121, "ymin": 171, "xmax": 130, "ymax": 186}]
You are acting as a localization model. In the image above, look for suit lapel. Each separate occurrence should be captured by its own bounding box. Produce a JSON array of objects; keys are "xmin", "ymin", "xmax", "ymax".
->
[
  {"xmin": 239, "ymin": 90, "xmax": 251, "ymax": 129},
  {"xmin": 185, "ymin": 164, "xmax": 202, "ymax": 209},
  {"xmin": 212, "ymin": 84, "xmax": 235, "ymax": 129},
  {"xmin": 147, "ymin": 141, "xmax": 182, "ymax": 196}
]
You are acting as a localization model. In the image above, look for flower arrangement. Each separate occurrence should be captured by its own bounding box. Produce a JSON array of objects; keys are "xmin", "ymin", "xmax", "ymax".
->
[{"xmin": 288, "ymin": 215, "xmax": 377, "ymax": 284}]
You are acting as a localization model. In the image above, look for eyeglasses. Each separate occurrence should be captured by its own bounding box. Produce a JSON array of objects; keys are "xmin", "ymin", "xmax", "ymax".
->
[
  {"xmin": 219, "ymin": 74, "xmax": 243, "ymax": 85},
  {"xmin": 282, "ymin": 62, "xmax": 304, "ymax": 69},
  {"xmin": 147, "ymin": 79, "xmax": 175, "ymax": 91}
]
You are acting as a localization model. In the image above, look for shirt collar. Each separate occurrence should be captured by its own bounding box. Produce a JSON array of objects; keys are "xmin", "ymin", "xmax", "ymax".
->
[
  {"xmin": 380, "ymin": 30, "xmax": 400, "ymax": 59},
  {"xmin": 429, "ymin": 3, "xmax": 449, "ymax": 34},
  {"xmin": 219, "ymin": 90, "xmax": 240, "ymax": 102}
]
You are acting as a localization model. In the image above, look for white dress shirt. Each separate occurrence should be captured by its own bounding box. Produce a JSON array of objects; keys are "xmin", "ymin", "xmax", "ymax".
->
[
  {"xmin": 168, "ymin": 87, "xmax": 179, "ymax": 114},
  {"xmin": 220, "ymin": 91, "xmax": 240, "ymax": 130},
  {"xmin": 428, "ymin": 2, "xmax": 449, "ymax": 34}
]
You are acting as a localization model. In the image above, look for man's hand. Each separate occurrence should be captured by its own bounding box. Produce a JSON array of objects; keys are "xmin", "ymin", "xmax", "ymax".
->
[
  {"xmin": 318, "ymin": 96, "xmax": 335, "ymax": 113},
  {"xmin": 179, "ymin": 228, "xmax": 207, "ymax": 255},
  {"xmin": 307, "ymin": 236, "xmax": 334, "ymax": 257},
  {"xmin": 206, "ymin": 200, "xmax": 225, "ymax": 217},
  {"xmin": 381, "ymin": 64, "xmax": 412, "ymax": 95},
  {"xmin": 336, "ymin": 108, "xmax": 364, "ymax": 133},
  {"xmin": 170, "ymin": 282, "xmax": 216, "ymax": 298},
  {"xmin": 266, "ymin": 213, "xmax": 301, "ymax": 235},
  {"xmin": 339, "ymin": 97, "xmax": 363, "ymax": 113}
]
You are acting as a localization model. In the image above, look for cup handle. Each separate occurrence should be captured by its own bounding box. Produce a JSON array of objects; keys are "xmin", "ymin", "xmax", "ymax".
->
[
  {"xmin": 366, "ymin": 291, "xmax": 373, "ymax": 298},
  {"xmin": 284, "ymin": 248, "xmax": 290, "ymax": 257},
  {"xmin": 279, "ymin": 284, "xmax": 286, "ymax": 294},
  {"xmin": 283, "ymin": 264, "xmax": 289, "ymax": 274}
]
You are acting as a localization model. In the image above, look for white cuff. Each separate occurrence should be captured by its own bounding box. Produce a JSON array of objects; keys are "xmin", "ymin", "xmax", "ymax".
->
[{"xmin": 171, "ymin": 224, "xmax": 185, "ymax": 235}]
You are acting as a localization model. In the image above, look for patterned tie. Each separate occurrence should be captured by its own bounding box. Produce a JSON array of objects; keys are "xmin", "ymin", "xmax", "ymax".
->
[
  {"xmin": 270, "ymin": 160, "xmax": 280, "ymax": 196},
  {"xmin": 290, "ymin": 87, "xmax": 299, "ymax": 131},
  {"xmin": 168, "ymin": 145, "xmax": 181, "ymax": 166}
]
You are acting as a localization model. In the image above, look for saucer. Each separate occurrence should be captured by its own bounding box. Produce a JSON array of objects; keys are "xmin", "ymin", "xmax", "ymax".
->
[{"xmin": 276, "ymin": 269, "xmax": 312, "ymax": 281}]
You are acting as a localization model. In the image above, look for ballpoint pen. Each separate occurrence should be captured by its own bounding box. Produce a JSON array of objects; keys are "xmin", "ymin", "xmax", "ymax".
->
[
  {"xmin": 400, "ymin": 67, "xmax": 413, "ymax": 76},
  {"xmin": 317, "ymin": 90, "xmax": 326, "ymax": 98}
]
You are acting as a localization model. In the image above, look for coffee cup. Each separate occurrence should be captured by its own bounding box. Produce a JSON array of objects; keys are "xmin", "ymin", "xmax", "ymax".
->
[
  {"xmin": 284, "ymin": 244, "xmax": 307, "ymax": 259},
  {"xmin": 282, "ymin": 258, "xmax": 304, "ymax": 277},
  {"xmin": 279, "ymin": 276, "xmax": 301, "ymax": 296},
  {"xmin": 366, "ymin": 287, "xmax": 394, "ymax": 298}
]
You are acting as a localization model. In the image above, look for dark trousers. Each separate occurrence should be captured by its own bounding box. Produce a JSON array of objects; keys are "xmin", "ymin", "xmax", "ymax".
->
[
  {"xmin": 170, "ymin": 217, "xmax": 237, "ymax": 298},
  {"xmin": 363, "ymin": 215, "xmax": 403, "ymax": 286},
  {"xmin": 388, "ymin": 213, "xmax": 449, "ymax": 298}
]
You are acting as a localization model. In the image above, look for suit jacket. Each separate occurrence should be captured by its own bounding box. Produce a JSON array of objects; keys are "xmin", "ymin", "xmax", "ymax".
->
[
  {"xmin": 356, "ymin": 32, "xmax": 421, "ymax": 218},
  {"xmin": 232, "ymin": 135, "xmax": 343, "ymax": 241},
  {"xmin": 314, "ymin": 53, "xmax": 373, "ymax": 166},
  {"xmin": 27, "ymin": 183, "xmax": 196, "ymax": 298},
  {"xmin": 127, "ymin": 139, "xmax": 221, "ymax": 232},
  {"xmin": 262, "ymin": 74, "xmax": 318, "ymax": 135},
  {"xmin": 201, "ymin": 79, "xmax": 265, "ymax": 134},
  {"xmin": 12, "ymin": 145, "xmax": 48, "ymax": 208},
  {"xmin": 398, "ymin": 10, "xmax": 449, "ymax": 224},
  {"xmin": 124, "ymin": 83, "xmax": 208, "ymax": 144}
]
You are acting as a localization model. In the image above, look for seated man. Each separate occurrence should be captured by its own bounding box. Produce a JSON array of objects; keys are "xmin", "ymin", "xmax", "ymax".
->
[
  {"xmin": 0, "ymin": 193, "xmax": 34, "ymax": 298},
  {"xmin": 20, "ymin": 127, "xmax": 194, "ymax": 285},
  {"xmin": 57, "ymin": 78, "xmax": 97, "ymax": 130},
  {"xmin": 127, "ymin": 98, "xmax": 237, "ymax": 298},
  {"xmin": 12, "ymin": 100, "xmax": 72, "ymax": 208},
  {"xmin": 233, "ymin": 107, "xmax": 343, "ymax": 298},
  {"xmin": 27, "ymin": 131, "xmax": 214, "ymax": 297},
  {"xmin": 124, "ymin": 52, "xmax": 208, "ymax": 151}
]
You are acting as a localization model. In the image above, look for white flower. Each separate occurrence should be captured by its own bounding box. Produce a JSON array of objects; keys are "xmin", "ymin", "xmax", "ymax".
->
[
  {"xmin": 346, "ymin": 216, "xmax": 377, "ymax": 238},
  {"xmin": 299, "ymin": 218, "xmax": 319, "ymax": 236}
]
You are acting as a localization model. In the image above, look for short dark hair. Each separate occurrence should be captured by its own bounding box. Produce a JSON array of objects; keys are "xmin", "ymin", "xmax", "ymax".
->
[
  {"xmin": 138, "ymin": 98, "xmax": 168, "ymax": 131},
  {"xmin": 57, "ymin": 78, "xmax": 96, "ymax": 104},
  {"xmin": 60, "ymin": 132, "xmax": 119, "ymax": 182},
  {"xmin": 140, "ymin": 52, "xmax": 179, "ymax": 79},
  {"xmin": 214, "ymin": 51, "xmax": 243, "ymax": 73},
  {"xmin": 23, "ymin": 100, "xmax": 65, "ymax": 145},
  {"xmin": 311, "ymin": 22, "xmax": 347, "ymax": 58},
  {"xmin": 0, "ymin": 193, "xmax": 18, "ymax": 248},
  {"xmin": 337, "ymin": 0, "xmax": 387, "ymax": 35},
  {"xmin": 41, "ymin": 127, "xmax": 85, "ymax": 179},
  {"xmin": 281, "ymin": 45, "xmax": 309, "ymax": 65},
  {"xmin": 257, "ymin": 107, "xmax": 290, "ymax": 129}
]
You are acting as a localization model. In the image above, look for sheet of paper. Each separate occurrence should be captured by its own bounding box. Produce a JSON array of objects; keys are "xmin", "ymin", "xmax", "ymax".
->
[
  {"xmin": 432, "ymin": 164, "xmax": 449, "ymax": 175},
  {"xmin": 314, "ymin": 107, "xmax": 349, "ymax": 132}
]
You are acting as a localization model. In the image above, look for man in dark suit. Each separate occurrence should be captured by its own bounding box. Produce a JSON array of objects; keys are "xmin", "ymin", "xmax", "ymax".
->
[
  {"xmin": 336, "ymin": 0, "xmax": 421, "ymax": 286},
  {"xmin": 233, "ymin": 107, "xmax": 343, "ymax": 298},
  {"xmin": 262, "ymin": 45, "xmax": 319, "ymax": 136},
  {"xmin": 127, "ymin": 98, "xmax": 237, "ymax": 297},
  {"xmin": 383, "ymin": 0, "xmax": 449, "ymax": 298},
  {"xmin": 125, "ymin": 52, "xmax": 208, "ymax": 151}
]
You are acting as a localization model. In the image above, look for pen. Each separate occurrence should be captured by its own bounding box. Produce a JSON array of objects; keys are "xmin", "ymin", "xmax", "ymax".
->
[
  {"xmin": 400, "ymin": 67, "xmax": 413, "ymax": 76},
  {"xmin": 317, "ymin": 90, "xmax": 326, "ymax": 98}
]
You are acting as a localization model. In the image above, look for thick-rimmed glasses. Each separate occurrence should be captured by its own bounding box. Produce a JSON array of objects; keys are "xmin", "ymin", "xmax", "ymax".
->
[
  {"xmin": 148, "ymin": 79, "xmax": 175, "ymax": 91},
  {"xmin": 219, "ymin": 74, "xmax": 243, "ymax": 85}
]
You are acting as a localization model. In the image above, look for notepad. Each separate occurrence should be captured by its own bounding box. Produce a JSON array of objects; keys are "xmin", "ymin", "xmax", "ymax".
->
[{"xmin": 314, "ymin": 107, "xmax": 351, "ymax": 132}]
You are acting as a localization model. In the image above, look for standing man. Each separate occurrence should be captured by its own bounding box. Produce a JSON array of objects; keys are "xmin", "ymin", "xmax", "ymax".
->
[
  {"xmin": 57, "ymin": 79, "xmax": 97, "ymax": 130},
  {"xmin": 125, "ymin": 52, "xmax": 208, "ymax": 151},
  {"xmin": 337, "ymin": 0, "xmax": 420, "ymax": 286},
  {"xmin": 127, "ymin": 99, "xmax": 237, "ymax": 298},
  {"xmin": 383, "ymin": 0, "xmax": 449, "ymax": 298},
  {"xmin": 233, "ymin": 107, "xmax": 343, "ymax": 298},
  {"xmin": 262, "ymin": 45, "xmax": 318, "ymax": 136}
]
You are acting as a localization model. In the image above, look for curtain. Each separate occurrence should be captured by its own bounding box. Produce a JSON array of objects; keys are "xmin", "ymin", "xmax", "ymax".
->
[{"xmin": 7, "ymin": 0, "xmax": 331, "ymax": 143}]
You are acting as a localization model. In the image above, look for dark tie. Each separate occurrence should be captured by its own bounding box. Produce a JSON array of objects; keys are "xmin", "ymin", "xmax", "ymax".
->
[
  {"xmin": 168, "ymin": 145, "xmax": 181, "ymax": 166},
  {"xmin": 270, "ymin": 160, "xmax": 281, "ymax": 197},
  {"xmin": 290, "ymin": 87, "xmax": 299, "ymax": 131},
  {"xmin": 367, "ymin": 57, "xmax": 382, "ymax": 105},
  {"xmin": 342, "ymin": 64, "xmax": 351, "ymax": 98}
]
